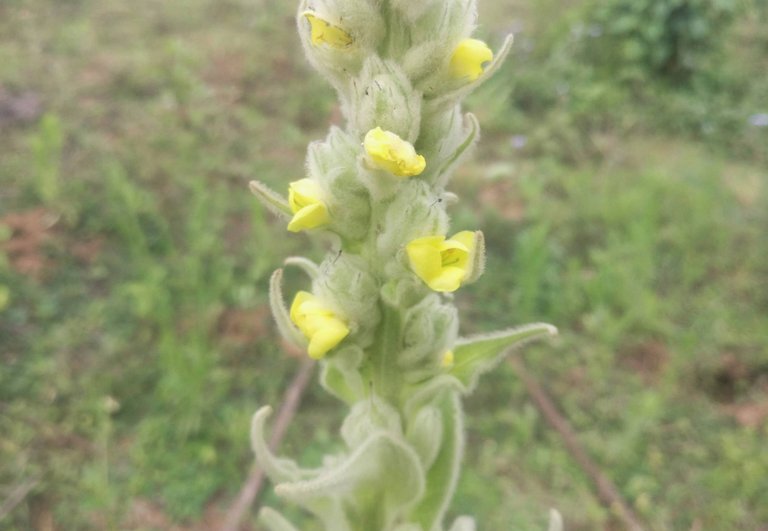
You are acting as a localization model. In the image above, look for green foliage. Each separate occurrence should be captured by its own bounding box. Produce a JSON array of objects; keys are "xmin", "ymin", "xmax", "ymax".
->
[
  {"xmin": 583, "ymin": 0, "xmax": 739, "ymax": 82},
  {"xmin": 31, "ymin": 113, "xmax": 64, "ymax": 204}
]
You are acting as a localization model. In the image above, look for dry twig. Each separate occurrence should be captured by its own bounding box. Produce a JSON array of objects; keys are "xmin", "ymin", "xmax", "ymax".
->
[
  {"xmin": 0, "ymin": 478, "xmax": 39, "ymax": 522},
  {"xmin": 220, "ymin": 357, "xmax": 316, "ymax": 531},
  {"xmin": 509, "ymin": 356, "xmax": 645, "ymax": 531}
]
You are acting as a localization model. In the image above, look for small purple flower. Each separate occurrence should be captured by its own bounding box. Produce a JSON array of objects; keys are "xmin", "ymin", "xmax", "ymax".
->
[
  {"xmin": 587, "ymin": 24, "xmax": 603, "ymax": 38},
  {"xmin": 748, "ymin": 113, "xmax": 768, "ymax": 128},
  {"xmin": 511, "ymin": 135, "xmax": 528, "ymax": 149}
]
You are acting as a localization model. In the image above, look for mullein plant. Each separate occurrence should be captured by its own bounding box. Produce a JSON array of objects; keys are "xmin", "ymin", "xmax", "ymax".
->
[{"xmin": 249, "ymin": 1, "xmax": 561, "ymax": 530}]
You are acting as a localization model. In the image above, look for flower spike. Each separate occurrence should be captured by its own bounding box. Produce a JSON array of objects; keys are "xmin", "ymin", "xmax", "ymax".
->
[{"xmin": 251, "ymin": 1, "xmax": 560, "ymax": 529}]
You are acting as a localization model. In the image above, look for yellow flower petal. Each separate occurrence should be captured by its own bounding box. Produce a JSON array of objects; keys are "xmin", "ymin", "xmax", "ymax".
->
[
  {"xmin": 428, "ymin": 266, "xmax": 466, "ymax": 293},
  {"xmin": 406, "ymin": 232, "xmax": 477, "ymax": 292},
  {"xmin": 289, "ymin": 290, "xmax": 313, "ymax": 330},
  {"xmin": 287, "ymin": 179, "xmax": 330, "ymax": 232},
  {"xmin": 364, "ymin": 127, "xmax": 426, "ymax": 178},
  {"xmin": 288, "ymin": 178, "xmax": 321, "ymax": 212},
  {"xmin": 449, "ymin": 39, "xmax": 493, "ymax": 81},
  {"xmin": 287, "ymin": 203, "xmax": 330, "ymax": 232},
  {"xmin": 303, "ymin": 12, "xmax": 353, "ymax": 48},
  {"xmin": 406, "ymin": 235, "xmax": 444, "ymax": 284},
  {"xmin": 308, "ymin": 319, "xmax": 350, "ymax": 359},
  {"xmin": 450, "ymin": 230, "xmax": 475, "ymax": 250},
  {"xmin": 289, "ymin": 291, "xmax": 349, "ymax": 359},
  {"xmin": 441, "ymin": 350, "xmax": 455, "ymax": 369}
]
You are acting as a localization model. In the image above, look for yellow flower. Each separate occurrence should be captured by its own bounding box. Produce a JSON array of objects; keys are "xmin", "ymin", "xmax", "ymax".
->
[
  {"xmin": 441, "ymin": 350, "xmax": 455, "ymax": 369},
  {"xmin": 287, "ymin": 178, "xmax": 330, "ymax": 233},
  {"xmin": 303, "ymin": 11, "xmax": 353, "ymax": 48},
  {"xmin": 363, "ymin": 127, "xmax": 426, "ymax": 178},
  {"xmin": 290, "ymin": 291, "xmax": 350, "ymax": 359},
  {"xmin": 449, "ymin": 39, "xmax": 493, "ymax": 81},
  {"xmin": 406, "ymin": 231, "xmax": 476, "ymax": 292}
]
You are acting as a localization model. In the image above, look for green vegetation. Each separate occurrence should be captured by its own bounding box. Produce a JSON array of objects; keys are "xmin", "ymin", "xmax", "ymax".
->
[{"xmin": 1, "ymin": 0, "xmax": 766, "ymax": 529}]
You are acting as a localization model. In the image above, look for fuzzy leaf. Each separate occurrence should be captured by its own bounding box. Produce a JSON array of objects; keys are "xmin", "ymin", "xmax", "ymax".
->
[
  {"xmin": 319, "ymin": 345, "xmax": 365, "ymax": 404},
  {"xmin": 276, "ymin": 432, "xmax": 426, "ymax": 530},
  {"xmin": 341, "ymin": 395, "xmax": 403, "ymax": 449},
  {"xmin": 451, "ymin": 323, "xmax": 557, "ymax": 394},
  {"xmin": 463, "ymin": 230, "xmax": 485, "ymax": 285},
  {"xmin": 250, "ymin": 406, "xmax": 314, "ymax": 484},
  {"xmin": 249, "ymin": 180, "xmax": 292, "ymax": 218},
  {"xmin": 269, "ymin": 269, "xmax": 307, "ymax": 349},
  {"xmin": 404, "ymin": 375, "xmax": 464, "ymax": 420},
  {"xmin": 320, "ymin": 362, "xmax": 359, "ymax": 404},
  {"xmin": 284, "ymin": 256, "xmax": 320, "ymax": 279},
  {"xmin": 409, "ymin": 394, "xmax": 464, "ymax": 531},
  {"xmin": 258, "ymin": 507, "xmax": 301, "ymax": 531},
  {"xmin": 406, "ymin": 405, "xmax": 443, "ymax": 470},
  {"xmin": 434, "ymin": 112, "xmax": 479, "ymax": 185}
]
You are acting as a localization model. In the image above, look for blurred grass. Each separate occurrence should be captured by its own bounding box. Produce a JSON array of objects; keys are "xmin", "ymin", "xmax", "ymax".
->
[{"xmin": 1, "ymin": 0, "xmax": 767, "ymax": 529}]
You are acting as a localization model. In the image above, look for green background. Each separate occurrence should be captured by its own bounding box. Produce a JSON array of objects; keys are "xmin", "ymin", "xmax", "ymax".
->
[{"xmin": 1, "ymin": 0, "xmax": 766, "ymax": 529}]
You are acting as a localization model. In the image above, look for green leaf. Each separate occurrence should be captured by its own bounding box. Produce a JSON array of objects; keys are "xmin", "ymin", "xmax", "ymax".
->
[
  {"xmin": 276, "ymin": 432, "xmax": 426, "ymax": 530},
  {"xmin": 319, "ymin": 346, "xmax": 366, "ymax": 405},
  {"xmin": 404, "ymin": 375, "xmax": 463, "ymax": 420},
  {"xmin": 463, "ymin": 230, "xmax": 486, "ymax": 285},
  {"xmin": 409, "ymin": 393, "xmax": 464, "ymax": 531},
  {"xmin": 249, "ymin": 179, "xmax": 292, "ymax": 218},
  {"xmin": 250, "ymin": 406, "xmax": 314, "ymax": 484},
  {"xmin": 451, "ymin": 323, "xmax": 557, "ymax": 394},
  {"xmin": 406, "ymin": 405, "xmax": 443, "ymax": 470},
  {"xmin": 433, "ymin": 112, "xmax": 479, "ymax": 185},
  {"xmin": 284, "ymin": 256, "xmax": 320, "ymax": 279},
  {"xmin": 269, "ymin": 269, "xmax": 307, "ymax": 349}
]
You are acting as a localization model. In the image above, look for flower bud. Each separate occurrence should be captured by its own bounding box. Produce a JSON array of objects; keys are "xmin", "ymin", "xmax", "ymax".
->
[
  {"xmin": 307, "ymin": 128, "xmax": 372, "ymax": 241},
  {"xmin": 297, "ymin": 0, "xmax": 385, "ymax": 86},
  {"xmin": 346, "ymin": 57, "xmax": 421, "ymax": 142},
  {"xmin": 377, "ymin": 179, "xmax": 449, "ymax": 262},
  {"xmin": 418, "ymin": 108, "xmax": 479, "ymax": 187},
  {"xmin": 341, "ymin": 396, "xmax": 402, "ymax": 449},
  {"xmin": 400, "ymin": 293, "xmax": 458, "ymax": 369},
  {"xmin": 314, "ymin": 253, "xmax": 380, "ymax": 348},
  {"xmin": 390, "ymin": 0, "xmax": 440, "ymax": 24}
]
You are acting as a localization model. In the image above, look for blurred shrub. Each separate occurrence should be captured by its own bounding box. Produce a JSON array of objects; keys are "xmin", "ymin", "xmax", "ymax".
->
[{"xmin": 583, "ymin": 0, "xmax": 739, "ymax": 82}]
